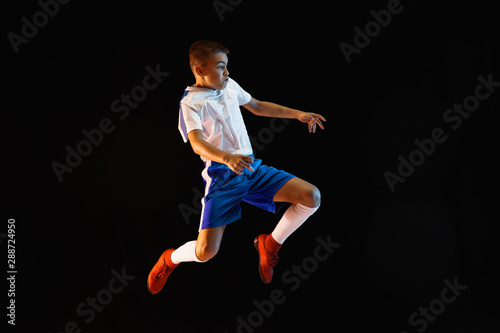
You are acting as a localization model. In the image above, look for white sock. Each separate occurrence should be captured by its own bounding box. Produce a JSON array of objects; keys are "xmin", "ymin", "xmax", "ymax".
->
[
  {"xmin": 271, "ymin": 203, "xmax": 319, "ymax": 244},
  {"xmin": 170, "ymin": 240, "xmax": 205, "ymax": 264}
]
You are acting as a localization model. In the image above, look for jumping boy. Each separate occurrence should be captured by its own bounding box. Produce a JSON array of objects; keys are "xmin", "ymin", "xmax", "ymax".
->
[{"xmin": 147, "ymin": 40, "xmax": 326, "ymax": 294}]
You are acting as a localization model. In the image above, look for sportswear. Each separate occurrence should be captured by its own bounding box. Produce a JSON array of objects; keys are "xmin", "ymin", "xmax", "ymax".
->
[
  {"xmin": 199, "ymin": 155, "xmax": 294, "ymax": 230},
  {"xmin": 178, "ymin": 78, "xmax": 253, "ymax": 162}
]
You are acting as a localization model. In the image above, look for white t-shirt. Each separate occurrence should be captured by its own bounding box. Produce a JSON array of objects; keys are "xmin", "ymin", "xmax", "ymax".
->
[{"xmin": 178, "ymin": 78, "xmax": 253, "ymax": 162}]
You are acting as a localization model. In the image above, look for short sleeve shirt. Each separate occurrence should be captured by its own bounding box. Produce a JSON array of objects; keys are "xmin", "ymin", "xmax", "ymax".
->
[{"xmin": 178, "ymin": 78, "xmax": 253, "ymax": 162}]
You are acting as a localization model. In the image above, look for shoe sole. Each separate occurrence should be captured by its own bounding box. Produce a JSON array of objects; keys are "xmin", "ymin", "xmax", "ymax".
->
[
  {"xmin": 147, "ymin": 270, "xmax": 161, "ymax": 295},
  {"xmin": 254, "ymin": 236, "xmax": 270, "ymax": 284},
  {"xmin": 147, "ymin": 280, "xmax": 156, "ymax": 295}
]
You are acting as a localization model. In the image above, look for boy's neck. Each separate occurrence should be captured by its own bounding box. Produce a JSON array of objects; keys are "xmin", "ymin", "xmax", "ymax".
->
[{"xmin": 193, "ymin": 77, "xmax": 218, "ymax": 90}]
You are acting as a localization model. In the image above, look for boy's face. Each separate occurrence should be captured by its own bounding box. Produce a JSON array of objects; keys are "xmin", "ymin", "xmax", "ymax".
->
[{"xmin": 197, "ymin": 52, "xmax": 229, "ymax": 90}]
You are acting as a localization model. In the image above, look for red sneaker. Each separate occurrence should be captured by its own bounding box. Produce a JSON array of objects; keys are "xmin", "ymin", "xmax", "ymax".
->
[
  {"xmin": 147, "ymin": 249, "xmax": 178, "ymax": 294},
  {"xmin": 254, "ymin": 234, "xmax": 279, "ymax": 283}
]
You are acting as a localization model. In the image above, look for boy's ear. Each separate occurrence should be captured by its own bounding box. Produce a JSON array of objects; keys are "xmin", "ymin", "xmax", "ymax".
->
[{"xmin": 194, "ymin": 65, "xmax": 205, "ymax": 77}]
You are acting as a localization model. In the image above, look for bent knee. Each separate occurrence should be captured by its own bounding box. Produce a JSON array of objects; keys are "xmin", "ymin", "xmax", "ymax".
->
[
  {"xmin": 195, "ymin": 242, "xmax": 220, "ymax": 262},
  {"xmin": 303, "ymin": 186, "xmax": 321, "ymax": 208}
]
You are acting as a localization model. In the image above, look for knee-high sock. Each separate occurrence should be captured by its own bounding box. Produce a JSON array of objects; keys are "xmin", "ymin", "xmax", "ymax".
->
[
  {"xmin": 271, "ymin": 203, "xmax": 319, "ymax": 245},
  {"xmin": 170, "ymin": 240, "xmax": 206, "ymax": 264}
]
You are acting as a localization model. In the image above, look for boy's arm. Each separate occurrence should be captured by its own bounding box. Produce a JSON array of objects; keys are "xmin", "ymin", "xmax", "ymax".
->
[
  {"xmin": 243, "ymin": 97, "xmax": 326, "ymax": 133},
  {"xmin": 187, "ymin": 129, "xmax": 254, "ymax": 175}
]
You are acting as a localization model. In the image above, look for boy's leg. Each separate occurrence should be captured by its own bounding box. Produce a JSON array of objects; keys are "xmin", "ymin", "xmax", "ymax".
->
[
  {"xmin": 273, "ymin": 177, "xmax": 321, "ymax": 208},
  {"xmin": 148, "ymin": 225, "xmax": 226, "ymax": 294},
  {"xmin": 271, "ymin": 177, "xmax": 320, "ymax": 243},
  {"xmin": 171, "ymin": 225, "xmax": 226, "ymax": 264},
  {"xmin": 255, "ymin": 177, "xmax": 320, "ymax": 283}
]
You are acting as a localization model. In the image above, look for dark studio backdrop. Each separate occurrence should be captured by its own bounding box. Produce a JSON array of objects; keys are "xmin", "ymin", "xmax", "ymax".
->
[{"xmin": 3, "ymin": 0, "xmax": 498, "ymax": 332}]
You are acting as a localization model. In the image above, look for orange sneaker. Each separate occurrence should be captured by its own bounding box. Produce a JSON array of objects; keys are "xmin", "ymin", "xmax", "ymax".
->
[
  {"xmin": 254, "ymin": 234, "xmax": 280, "ymax": 283},
  {"xmin": 147, "ymin": 249, "xmax": 178, "ymax": 294}
]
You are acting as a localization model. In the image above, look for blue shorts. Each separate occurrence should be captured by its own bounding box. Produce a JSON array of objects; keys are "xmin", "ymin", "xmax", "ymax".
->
[{"xmin": 199, "ymin": 155, "xmax": 295, "ymax": 230}]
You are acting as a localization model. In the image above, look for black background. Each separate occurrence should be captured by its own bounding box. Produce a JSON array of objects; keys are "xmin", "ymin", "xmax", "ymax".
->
[{"xmin": 3, "ymin": 0, "xmax": 498, "ymax": 332}]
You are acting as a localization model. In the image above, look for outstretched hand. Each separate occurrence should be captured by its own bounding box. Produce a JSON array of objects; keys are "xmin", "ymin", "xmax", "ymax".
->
[{"xmin": 297, "ymin": 112, "xmax": 326, "ymax": 133}]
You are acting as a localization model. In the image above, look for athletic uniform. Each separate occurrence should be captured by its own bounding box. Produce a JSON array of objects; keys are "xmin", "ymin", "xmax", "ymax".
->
[
  {"xmin": 178, "ymin": 78, "xmax": 295, "ymax": 230},
  {"xmin": 147, "ymin": 77, "xmax": 320, "ymax": 294}
]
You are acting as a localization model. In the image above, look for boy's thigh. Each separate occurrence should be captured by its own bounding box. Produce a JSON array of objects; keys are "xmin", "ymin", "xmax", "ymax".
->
[
  {"xmin": 243, "ymin": 163, "xmax": 295, "ymax": 212},
  {"xmin": 200, "ymin": 184, "xmax": 246, "ymax": 230},
  {"xmin": 197, "ymin": 225, "xmax": 226, "ymax": 248},
  {"xmin": 272, "ymin": 177, "xmax": 320, "ymax": 206}
]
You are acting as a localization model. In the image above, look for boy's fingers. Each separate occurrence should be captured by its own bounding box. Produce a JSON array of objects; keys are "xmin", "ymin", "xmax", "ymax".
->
[
  {"xmin": 308, "ymin": 116, "xmax": 324, "ymax": 133},
  {"xmin": 238, "ymin": 156, "xmax": 254, "ymax": 172},
  {"xmin": 311, "ymin": 113, "xmax": 326, "ymax": 122},
  {"xmin": 230, "ymin": 164, "xmax": 242, "ymax": 175},
  {"xmin": 316, "ymin": 118, "xmax": 324, "ymax": 130},
  {"xmin": 242, "ymin": 161, "xmax": 254, "ymax": 172},
  {"xmin": 309, "ymin": 118, "xmax": 318, "ymax": 133}
]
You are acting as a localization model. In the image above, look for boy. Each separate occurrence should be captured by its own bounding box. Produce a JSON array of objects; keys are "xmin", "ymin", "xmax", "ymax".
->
[{"xmin": 147, "ymin": 40, "xmax": 326, "ymax": 294}]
